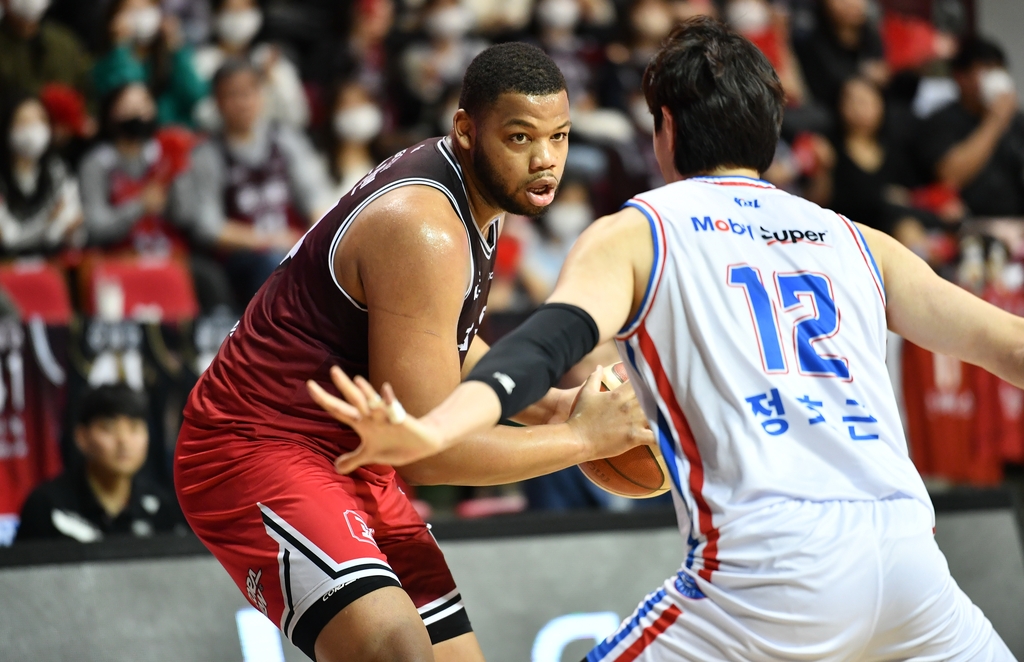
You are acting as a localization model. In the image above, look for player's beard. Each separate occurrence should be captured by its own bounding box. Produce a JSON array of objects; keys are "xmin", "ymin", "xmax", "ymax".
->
[{"xmin": 472, "ymin": 142, "xmax": 555, "ymax": 217}]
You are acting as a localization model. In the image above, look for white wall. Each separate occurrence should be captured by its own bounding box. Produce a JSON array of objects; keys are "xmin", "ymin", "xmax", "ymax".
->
[{"xmin": 977, "ymin": 0, "xmax": 1024, "ymax": 100}]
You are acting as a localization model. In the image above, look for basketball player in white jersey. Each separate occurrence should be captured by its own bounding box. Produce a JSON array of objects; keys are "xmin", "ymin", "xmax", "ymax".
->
[{"xmin": 308, "ymin": 17, "xmax": 1020, "ymax": 661}]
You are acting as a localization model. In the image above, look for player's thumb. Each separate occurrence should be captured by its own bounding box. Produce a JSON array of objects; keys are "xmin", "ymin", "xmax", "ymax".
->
[
  {"xmin": 583, "ymin": 364, "xmax": 604, "ymax": 393},
  {"xmin": 334, "ymin": 445, "xmax": 367, "ymax": 475}
]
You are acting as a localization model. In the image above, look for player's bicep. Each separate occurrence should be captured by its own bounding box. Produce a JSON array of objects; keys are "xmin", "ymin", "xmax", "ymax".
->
[
  {"xmin": 861, "ymin": 223, "xmax": 1024, "ymax": 377},
  {"xmin": 547, "ymin": 207, "xmax": 651, "ymax": 342},
  {"xmin": 358, "ymin": 193, "xmax": 471, "ymax": 415}
]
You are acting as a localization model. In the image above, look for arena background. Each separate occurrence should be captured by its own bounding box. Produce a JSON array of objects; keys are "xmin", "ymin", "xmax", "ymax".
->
[{"xmin": 3, "ymin": 0, "xmax": 1024, "ymax": 659}]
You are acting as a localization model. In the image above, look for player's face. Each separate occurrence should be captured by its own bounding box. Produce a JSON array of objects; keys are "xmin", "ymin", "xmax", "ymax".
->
[
  {"xmin": 77, "ymin": 416, "xmax": 149, "ymax": 479},
  {"xmin": 469, "ymin": 91, "xmax": 570, "ymax": 216}
]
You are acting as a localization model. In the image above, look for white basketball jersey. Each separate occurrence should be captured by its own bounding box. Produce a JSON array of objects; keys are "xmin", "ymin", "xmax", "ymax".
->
[{"xmin": 616, "ymin": 176, "xmax": 932, "ymax": 581}]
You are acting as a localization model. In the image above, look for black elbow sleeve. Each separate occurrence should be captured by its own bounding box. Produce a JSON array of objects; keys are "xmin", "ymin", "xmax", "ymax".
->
[{"xmin": 466, "ymin": 303, "xmax": 600, "ymax": 420}]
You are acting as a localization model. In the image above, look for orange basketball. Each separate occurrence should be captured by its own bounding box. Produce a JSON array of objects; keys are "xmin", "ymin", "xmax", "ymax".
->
[{"xmin": 575, "ymin": 363, "xmax": 671, "ymax": 499}]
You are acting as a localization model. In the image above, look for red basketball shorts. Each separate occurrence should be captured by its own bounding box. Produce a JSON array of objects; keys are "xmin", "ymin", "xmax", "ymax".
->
[{"xmin": 174, "ymin": 421, "xmax": 471, "ymax": 660}]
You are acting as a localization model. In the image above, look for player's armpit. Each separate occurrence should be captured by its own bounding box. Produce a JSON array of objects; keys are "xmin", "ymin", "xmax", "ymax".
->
[
  {"xmin": 547, "ymin": 205, "xmax": 653, "ymax": 343},
  {"xmin": 860, "ymin": 223, "xmax": 1024, "ymax": 388},
  {"xmin": 461, "ymin": 336, "xmax": 489, "ymax": 381},
  {"xmin": 344, "ymin": 185, "xmax": 473, "ymax": 415}
]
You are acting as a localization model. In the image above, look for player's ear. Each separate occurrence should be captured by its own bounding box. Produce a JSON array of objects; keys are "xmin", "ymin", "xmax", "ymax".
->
[
  {"xmin": 73, "ymin": 425, "xmax": 89, "ymax": 455},
  {"xmin": 659, "ymin": 106, "xmax": 675, "ymax": 153},
  {"xmin": 453, "ymin": 109, "xmax": 474, "ymax": 150}
]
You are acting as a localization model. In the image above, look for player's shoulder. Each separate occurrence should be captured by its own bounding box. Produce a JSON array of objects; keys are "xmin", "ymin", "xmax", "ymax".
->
[{"xmin": 351, "ymin": 183, "xmax": 471, "ymax": 261}]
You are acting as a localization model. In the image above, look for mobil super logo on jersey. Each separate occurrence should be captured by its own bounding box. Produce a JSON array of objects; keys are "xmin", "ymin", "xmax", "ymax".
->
[{"xmin": 613, "ymin": 175, "xmax": 929, "ymax": 585}]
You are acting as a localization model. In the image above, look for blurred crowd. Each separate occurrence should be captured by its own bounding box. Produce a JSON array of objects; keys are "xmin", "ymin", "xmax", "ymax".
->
[{"xmin": 1, "ymin": 0, "xmax": 1023, "ymax": 538}]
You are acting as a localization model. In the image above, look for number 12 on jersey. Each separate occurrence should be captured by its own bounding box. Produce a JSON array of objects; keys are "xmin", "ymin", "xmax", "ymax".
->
[{"xmin": 728, "ymin": 265, "xmax": 850, "ymax": 380}]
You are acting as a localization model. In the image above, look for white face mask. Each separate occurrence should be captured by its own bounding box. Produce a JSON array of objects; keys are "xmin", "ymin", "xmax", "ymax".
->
[
  {"xmin": 979, "ymin": 68, "xmax": 1015, "ymax": 108},
  {"xmin": 426, "ymin": 6, "xmax": 474, "ymax": 40},
  {"xmin": 10, "ymin": 122, "xmax": 51, "ymax": 160},
  {"xmin": 334, "ymin": 104, "xmax": 384, "ymax": 143},
  {"xmin": 544, "ymin": 201, "xmax": 592, "ymax": 242},
  {"xmin": 538, "ymin": 0, "xmax": 580, "ymax": 30},
  {"xmin": 131, "ymin": 6, "xmax": 163, "ymax": 44},
  {"xmin": 7, "ymin": 0, "xmax": 50, "ymax": 22},
  {"xmin": 216, "ymin": 8, "xmax": 263, "ymax": 48},
  {"xmin": 726, "ymin": 0, "xmax": 771, "ymax": 34}
]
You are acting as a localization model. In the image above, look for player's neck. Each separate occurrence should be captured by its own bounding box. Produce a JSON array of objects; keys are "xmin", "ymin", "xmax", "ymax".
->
[
  {"xmin": 447, "ymin": 135, "xmax": 505, "ymax": 233},
  {"xmin": 85, "ymin": 464, "xmax": 133, "ymax": 518},
  {"xmin": 671, "ymin": 166, "xmax": 762, "ymax": 183}
]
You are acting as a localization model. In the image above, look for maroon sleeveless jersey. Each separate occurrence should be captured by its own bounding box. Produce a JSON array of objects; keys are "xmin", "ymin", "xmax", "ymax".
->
[{"xmin": 182, "ymin": 137, "xmax": 496, "ymax": 475}]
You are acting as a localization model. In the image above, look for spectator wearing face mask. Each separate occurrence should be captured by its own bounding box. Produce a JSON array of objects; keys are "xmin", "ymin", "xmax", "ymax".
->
[
  {"xmin": 0, "ymin": 94, "xmax": 83, "ymax": 257},
  {"xmin": 533, "ymin": 0, "xmax": 597, "ymax": 107},
  {"xmin": 92, "ymin": 0, "xmax": 208, "ymax": 128},
  {"xmin": 324, "ymin": 80, "xmax": 386, "ymax": 202},
  {"xmin": 402, "ymin": 0, "xmax": 489, "ymax": 107},
  {"xmin": 0, "ymin": 0, "xmax": 93, "ymax": 99},
  {"xmin": 517, "ymin": 179, "xmax": 594, "ymax": 303},
  {"xmin": 190, "ymin": 59, "xmax": 332, "ymax": 306},
  {"xmin": 192, "ymin": 0, "xmax": 309, "ymax": 131},
  {"xmin": 79, "ymin": 82, "xmax": 234, "ymax": 313},
  {"xmin": 918, "ymin": 37, "xmax": 1024, "ymax": 218}
]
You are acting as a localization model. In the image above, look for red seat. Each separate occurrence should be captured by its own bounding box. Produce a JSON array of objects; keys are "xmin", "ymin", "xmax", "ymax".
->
[
  {"xmin": 86, "ymin": 256, "xmax": 198, "ymax": 323},
  {"xmin": 0, "ymin": 260, "xmax": 73, "ymax": 324}
]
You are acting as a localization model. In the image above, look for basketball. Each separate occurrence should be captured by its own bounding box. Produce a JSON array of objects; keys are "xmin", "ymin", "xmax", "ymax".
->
[{"xmin": 575, "ymin": 363, "xmax": 671, "ymax": 499}]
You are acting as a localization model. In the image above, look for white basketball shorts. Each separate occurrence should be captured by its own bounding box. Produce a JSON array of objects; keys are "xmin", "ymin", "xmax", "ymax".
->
[{"xmin": 588, "ymin": 498, "xmax": 1015, "ymax": 662}]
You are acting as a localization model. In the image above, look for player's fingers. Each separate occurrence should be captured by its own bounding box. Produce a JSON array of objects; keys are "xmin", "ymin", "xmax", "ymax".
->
[
  {"xmin": 353, "ymin": 375, "xmax": 385, "ymax": 416},
  {"xmin": 583, "ymin": 364, "xmax": 603, "ymax": 393},
  {"xmin": 330, "ymin": 366, "xmax": 370, "ymax": 416},
  {"xmin": 307, "ymin": 379, "xmax": 362, "ymax": 424}
]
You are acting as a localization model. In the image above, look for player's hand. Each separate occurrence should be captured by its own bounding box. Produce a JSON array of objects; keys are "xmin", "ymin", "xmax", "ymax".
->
[
  {"xmin": 307, "ymin": 366, "xmax": 445, "ymax": 474},
  {"xmin": 567, "ymin": 365, "xmax": 655, "ymax": 461}
]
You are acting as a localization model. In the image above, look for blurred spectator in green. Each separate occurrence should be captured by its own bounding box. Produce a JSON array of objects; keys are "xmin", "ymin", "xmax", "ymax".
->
[
  {"xmin": 92, "ymin": 0, "xmax": 208, "ymax": 127},
  {"xmin": 0, "ymin": 0, "xmax": 93, "ymax": 98}
]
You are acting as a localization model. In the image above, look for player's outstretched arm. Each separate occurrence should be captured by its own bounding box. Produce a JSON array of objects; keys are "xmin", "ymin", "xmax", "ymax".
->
[
  {"xmin": 860, "ymin": 223, "xmax": 1024, "ymax": 387},
  {"xmin": 322, "ymin": 206, "xmax": 656, "ymax": 475}
]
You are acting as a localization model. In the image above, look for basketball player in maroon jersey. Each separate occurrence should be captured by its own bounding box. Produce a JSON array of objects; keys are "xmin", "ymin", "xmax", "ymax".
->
[{"xmin": 174, "ymin": 43, "xmax": 653, "ymax": 662}]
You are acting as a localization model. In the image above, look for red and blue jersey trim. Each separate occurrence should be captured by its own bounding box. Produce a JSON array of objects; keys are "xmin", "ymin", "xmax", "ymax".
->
[
  {"xmin": 837, "ymin": 214, "xmax": 885, "ymax": 306},
  {"xmin": 689, "ymin": 175, "xmax": 777, "ymax": 189},
  {"xmin": 618, "ymin": 198, "xmax": 667, "ymax": 339}
]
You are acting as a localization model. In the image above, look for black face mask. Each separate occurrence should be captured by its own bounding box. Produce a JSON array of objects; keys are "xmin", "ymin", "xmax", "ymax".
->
[{"xmin": 113, "ymin": 117, "xmax": 157, "ymax": 141}]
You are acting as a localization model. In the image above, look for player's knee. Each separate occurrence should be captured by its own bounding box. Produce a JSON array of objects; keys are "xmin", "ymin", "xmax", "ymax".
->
[
  {"xmin": 317, "ymin": 619, "xmax": 433, "ymax": 662},
  {"xmin": 313, "ymin": 586, "xmax": 434, "ymax": 662}
]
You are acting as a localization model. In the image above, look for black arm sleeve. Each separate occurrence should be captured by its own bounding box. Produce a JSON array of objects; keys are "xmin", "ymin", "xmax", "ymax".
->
[{"xmin": 465, "ymin": 303, "xmax": 600, "ymax": 420}]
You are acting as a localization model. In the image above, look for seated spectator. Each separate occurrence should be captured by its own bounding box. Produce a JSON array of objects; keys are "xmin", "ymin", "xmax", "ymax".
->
[
  {"xmin": 78, "ymin": 83, "xmax": 194, "ymax": 258},
  {"xmin": 0, "ymin": 93, "xmax": 83, "ymax": 256},
  {"xmin": 794, "ymin": 0, "xmax": 888, "ymax": 114},
  {"xmin": 600, "ymin": 0, "xmax": 673, "ymax": 112},
  {"xmin": 812, "ymin": 77, "xmax": 941, "ymax": 258},
  {"xmin": 725, "ymin": 0, "xmax": 806, "ymax": 107},
  {"xmin": 0, "ymin": 0, "xmax": 93, "ymax": 98},
  {"xmin": 402, "ymin": 0, "xmax": 489, "ymax": 107},
  {"xmin": 192, "ymin": 0, "xmax": 309, "ymax": 130},
  {"xmin": 92, "ymin": 0, "xmax": 207, "ymax": 127},
  {"xmin": 518, "ymin": 179, "xmax": 595, "ymax": 302},
  {"xmin": 190, "ymin": 59, "xmax": 331, "ymax": 305},
  {"xmin": 15, "ymin": 384, "xmax": 183, "ymax": 543},
  {"xmin": 325, "ymin": 80, "xmax": 385, "ymax": 202},
  {"xmin": 919, "ymin": 37, "xmax": 1024, "ymax": 218}
]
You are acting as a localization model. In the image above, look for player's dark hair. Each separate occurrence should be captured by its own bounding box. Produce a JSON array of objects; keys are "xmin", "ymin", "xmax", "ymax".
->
[
  {"xmin": 642, "ymin": 16, "xmax": 783, "ymax": 176},
  {"xmin": 78, "ymin": 384, "xmax": 149, "ymax": 426},
  {"xmin": 951, "ymin": 37, "xmax": 1007, "ymax": 72},
  {"xmin": 459, "ymin": 42, "xmax": 567, "ymax": 118},
  {"xmin": 212, "ymin": 57, "xmax": 259, "ymax": 94}
]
